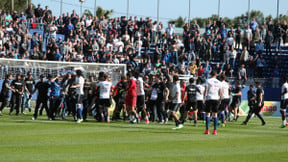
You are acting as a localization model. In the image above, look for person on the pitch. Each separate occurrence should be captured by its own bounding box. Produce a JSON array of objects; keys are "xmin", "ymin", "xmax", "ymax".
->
[
  {"xmin": 242, "ymin": 85, "xmax": 256, "ymax": 125},
  {"xmin": 219, "ymin": 75, "xmax": 230, "ymax": 127},
  {"xmin": 242, "ymin": 82, "xmax": 266, "ymax": 125},
  {"xmin": 196, "ymin": 78, "xmax": 205, "ymax": 120},
  {"xmin": 9, "ymin": 74, "xmax": 24, "ymax": 115},
  {"xmin": 0, "ymin": 74, "xmax": 14, "ymax": 116},
  {"xmin": 112, "ymin": 75, "xmax": 128, "ymax": 121},
  {"xmin": 280, "ymin": 76, "xmax": 288, "ymax": 128},
  {"xmin": 126, "ymin": 73, "xmax": 139, "ymax": 124},
  {"xmin": 182, "ymin": 77, "xmax": 201, "ymax": 126},
  {"xmin": 32, "ymin": 75, "xmax": 51, "ymax": 120},
  {"xmin": 204, "ymin": 71, "xmax": 222, "ymax": 135},
  {"xmin": 170, "ymin": 75, "xmax": 183, "ymax": 130},
  {"xmin": 230, "ymin": 81, "xmax": 242, "ymax": 121}
]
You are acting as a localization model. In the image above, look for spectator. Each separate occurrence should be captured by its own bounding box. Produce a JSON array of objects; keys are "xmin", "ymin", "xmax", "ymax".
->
[
  {"xmin": 256, "ymin": 55, "xmax": 266, "ymax": 78},
  {"xmin": 265, "ymin": 30, "xmax": 273, "ymax": 55},
  {"xmin": 234, "ymin": 26, "xmax": 241, "ymax": 49},
  {"xmin": 238, "ymin": 64, "xmax": 247, "ymax": 87},
  {"xmin": 272, "ymin": 65, "xmax": 280, "ymax": 88},
  {"xmin": 250, "ymin": 18, "xmax": 258, "ymax": 36},
  {"xmin": 223, "ymin": 63, "xmax": 233, "ymax": 78},
  {"xmin": 34, "ymin": 4, "xmax": 43, "ymax": 22},
  {"xmin": 240, "ymin": 46, "xmax": 249, "ymax": 65},
  {"xmin": 247, "ymin": 55, "xmax": 257, "ymax": 81}
]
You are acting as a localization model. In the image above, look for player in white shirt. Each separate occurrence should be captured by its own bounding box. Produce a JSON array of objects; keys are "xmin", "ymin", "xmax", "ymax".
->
[
  {"xmin": 71, "ymin": 70, "xmax": 85, "ymax": 123},
  {"xmin": 280, "ymin": 77, "xmax": 288, "ymax": 128},
  {"xmin": 97, "ymin": 73, "xmax": 112, "ymax": 123},
  {"xmin": 196, "ymin": 78, "xmax": 205, "ymax": 121},
  {"xmin": 204, "ymin": 71, "xmax": 222, "ymax": 135},
  {"xmin": 135, "ymin": 72, "xmax": 149, "ymax": 124},
  {"xmin": 219, "ymin": 75, "xmax": 230, "ymax": 127},
  {"xmin": 169, "ymin": 75, "xmax": 183, "ymax": 129}
]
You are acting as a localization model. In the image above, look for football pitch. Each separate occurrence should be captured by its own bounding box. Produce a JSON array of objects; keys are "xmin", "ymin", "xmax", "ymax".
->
[{"xmin": 0, "ymin": 110, "xmax": 287, "ymax": 162}]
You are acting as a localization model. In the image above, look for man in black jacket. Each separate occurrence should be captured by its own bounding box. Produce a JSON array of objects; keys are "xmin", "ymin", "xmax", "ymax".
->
[
  {"xmin": 242, "ymin": 82, "xmax": 266, "ymax": 125},
  {"xmin": 0, "ymin": 74, "xmax": 13, "ymax": 115}
]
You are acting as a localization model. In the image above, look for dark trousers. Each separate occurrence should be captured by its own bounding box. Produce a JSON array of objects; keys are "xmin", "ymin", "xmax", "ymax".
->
[
  {"xmin": 0, "ymin": 96, "xmax": 9, "ymax": 111},
  {"xmin": 244, "ymin": 104, "xmax": 265, "ymax": 124},
  {"xmin": 149, "ymin": 100, "xmax": 165, "ymax": 122},
  {"xmin": 34, "ymin": 97, "xmax": 49, "ymax": 119},
  {"xmin": 10, "ymin": 94, "xmax": 22, "ymax": 115},
  {"xmin": 82, "ymin": 98, "xmax": 89, "ymax": 120},
  {"xmin": 49, "ymin": 96, "xmax": 61, "ymax": 119},
  {"xmin": 67, "ymin": 95, "xmax": 76, "ymax": 117}
]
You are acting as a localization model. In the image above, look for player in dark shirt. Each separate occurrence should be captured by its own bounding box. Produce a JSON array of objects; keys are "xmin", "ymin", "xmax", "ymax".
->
[
  {"xmin": 229, "ymin": 81, "xmax": 242, "ymax": 121},
  {"xmin": 242, "ymin": 82, "xmax": 266, "ymax": 125},
  {"xmin": 182, "ymin": 78, "xmax": 201, "ymax": 126},
  {"xmin": 32, "ymin": 75, "xmax": 51, "ymax": 120},
  {"xmin": 0, "ymin": 74, "xmax": 14, "ymax": 115},
  {"xmin": 242, "ymin": 85, "xmax": 256, "ymax": 125},
  {"xmin": 21, "ymin": 71, "xmax": 35, "ymax": 113},
  {"xmin": 112, "ymin": 75, "xmax": 128, "ymax": 120},
  {"xmin": 9, "ymin": 74, "xmax": 24, "ymax": 115}
]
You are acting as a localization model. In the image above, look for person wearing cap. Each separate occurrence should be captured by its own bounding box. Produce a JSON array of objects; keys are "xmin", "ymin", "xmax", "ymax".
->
[
  {"xmin": 31, "ymin": 75, "xmax": 51, "ymax": 120},
  {"xmin": 19, "ymin": 12, "xmax": 26, "ymax": 21},
  {"xmin": 34, "ymin": 4, "xmax": 43, "ymax": 22}
]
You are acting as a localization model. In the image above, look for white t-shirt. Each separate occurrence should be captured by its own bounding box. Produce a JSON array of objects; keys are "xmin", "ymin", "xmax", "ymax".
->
[
  {"xmin": 281, "ymin": 82, "xmax": 288, "ymax": 100},
  {"xmin": 221, "ymin": 81, "xmax": 230, "ymax": 99},
  {"xmin": 98, "ymin": 81, "xmax": 112, "ymax": 99},
  {"xmin": 230, "ymin": 50, "xmax": 237, "ymax": 59},
  {"xmin": 171, "ymin": 82, "xmax": 181, "ymax": 104},
  {"xmin": 136, "ymin": 77, "xmax": 145, "ymax": 96},
  {"xmin": 196, "ymin": 84, "xmax": 205, "ymax": 101},
  {"xmin": 85, "ymin": 19, "xmax": 92, "ymax": 27},
  {"xmin": 205, "ymin": 77, "xmax": 222, "ymax": 100},
  {"xmin": 75, "ymin": 76, "xmax": 85, "ymax": 95},
  {"xmin": 114, "ymin": 41, "xmax": 124, "ymax": 53}
]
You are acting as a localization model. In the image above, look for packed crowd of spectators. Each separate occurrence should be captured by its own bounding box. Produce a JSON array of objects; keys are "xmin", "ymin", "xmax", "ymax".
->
[{"xmin": 0, "ymin": 4, "xmax": 287, "ymax": 86}]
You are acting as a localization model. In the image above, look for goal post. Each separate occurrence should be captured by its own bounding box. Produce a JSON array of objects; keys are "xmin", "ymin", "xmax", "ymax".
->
[{"xmin": 0, "ymin": 58, "xmax": 126, "ymax": 85}]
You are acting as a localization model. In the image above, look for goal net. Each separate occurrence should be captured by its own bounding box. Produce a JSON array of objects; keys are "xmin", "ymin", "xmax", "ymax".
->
[{"xmin": 0, "ymin": 58, "xmax": 126, "ymax": 85}]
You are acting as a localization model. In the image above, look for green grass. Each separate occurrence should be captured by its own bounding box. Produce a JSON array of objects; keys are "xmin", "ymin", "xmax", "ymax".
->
[{"xmin": 0, "ymin": 109, "xmax": 288, "ymax": 162}]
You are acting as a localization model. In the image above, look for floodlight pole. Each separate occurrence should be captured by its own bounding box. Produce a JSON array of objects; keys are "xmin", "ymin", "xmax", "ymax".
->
[
  {"xmin": 157, "ymin": 0, "xmax": 160, "ymax": 23},
  {"xmin": 12, "ymin": 0, "xmax": 14, "ymax": 11},
  {"xmin": 218, "ymin": 0, "xmax": 220, "ymax": 18},
  {"xmin": 127, "ymin": 0, "xmax": 129, "ymax": 18},
  {"xmin": 248, "ymin": 0, "xmax": 250, "ymax": 25},
  {"xmin": 188, "ymin": 0, "xmax": 191, "ymax": 24},
  {"xmin": 94, "ymin": 0, "xmax": 97, "ymax": 16},
  {"xmin": 277, "ymin": 0, "xmax": 280, "ymax": 19},
  {"xmin": 60, "ymin": 0, "xmax": 63, "ymax": 15},
  {"xmin": 80, "ymin": 2, "xmax": 83, "ymax": 16}
]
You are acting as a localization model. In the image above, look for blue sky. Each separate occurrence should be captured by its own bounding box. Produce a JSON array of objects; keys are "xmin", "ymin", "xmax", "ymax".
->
[{"xmin": 32, "ymin": 0, "xmax": 287, "ymax": 23}]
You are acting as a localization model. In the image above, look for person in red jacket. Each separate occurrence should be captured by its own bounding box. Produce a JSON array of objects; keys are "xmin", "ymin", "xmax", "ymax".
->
[{"xmin": 126, "ymin": 73, "xmax": 139, "ymax": 123}]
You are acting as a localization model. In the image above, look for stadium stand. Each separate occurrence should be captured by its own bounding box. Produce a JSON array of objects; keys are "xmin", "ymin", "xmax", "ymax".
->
[{"xmin": 0, "ymin": 4, "xmax": 287, "ymax": 88}]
